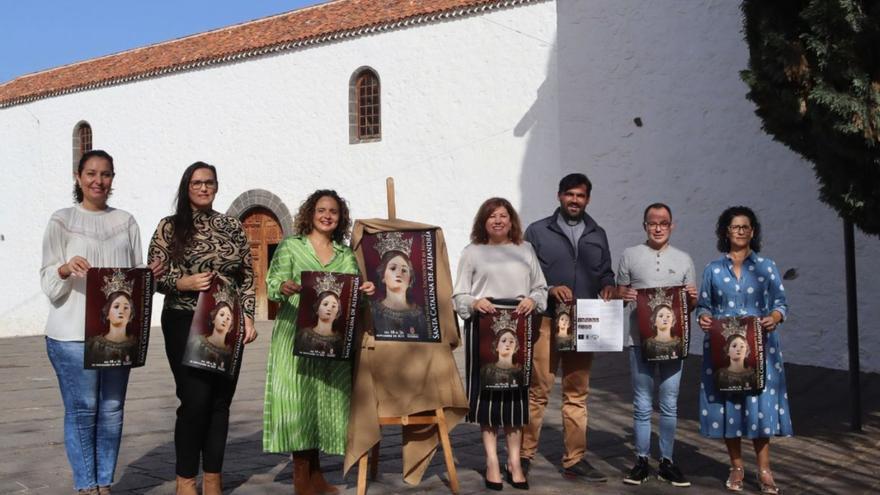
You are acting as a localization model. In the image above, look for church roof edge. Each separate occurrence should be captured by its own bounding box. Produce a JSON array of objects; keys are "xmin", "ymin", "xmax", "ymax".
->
[{"xmin": 0, "ymin": 0, "xmax": 542, "ymax": 109}]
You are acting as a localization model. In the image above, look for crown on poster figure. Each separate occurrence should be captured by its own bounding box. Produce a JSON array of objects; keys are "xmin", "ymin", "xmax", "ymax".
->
[
  {"xmin": 373, "ymin": 231, "xmax": 413, "ymax": 258},
  {"xmin": 491, "ymin": 311, "xmax": 517, "ymax": 335},
  {"xmin": 555, "ymin": 302, "xmax": 572, "ymax": 317},
  {"xmin": 720, "ymin": 319, "xmax": 748, "ymax": 340},
  {"xmin": 647, "ymin": 287, "xmax": 674, "ymax": 311},
  {"xmin": 213, "ymin": 286, "xmax": 236, "ymax": 307},
  {"xmin": 102, "ymin": 269, "xmax": 134, "ymax": 297},
  {"xmin": 314, "ymin": 272, "xmax": 344, "ymax": 298}
]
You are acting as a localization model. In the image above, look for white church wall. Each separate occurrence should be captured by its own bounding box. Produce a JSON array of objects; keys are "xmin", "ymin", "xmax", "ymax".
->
[
  {"xmin": 3, "ymin": 0, "xmax": 877, "ymax": 373},
  {"xmin": 552, "ymin": 0, "xmax": 880, "ymax": 372},
  {"xmin": 0, "ymin": 2, "xmax": 560, "ymax": 337}
]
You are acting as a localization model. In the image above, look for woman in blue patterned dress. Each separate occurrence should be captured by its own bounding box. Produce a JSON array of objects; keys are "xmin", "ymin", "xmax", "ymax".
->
[{"xmin": 696, "ymin": 206, "xmax": 791, "ymax": 495}]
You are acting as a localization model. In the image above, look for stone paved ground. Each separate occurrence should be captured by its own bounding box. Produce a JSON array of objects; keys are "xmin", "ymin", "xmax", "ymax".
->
[{"xmin": 1, "ymin": 322, "xmax": 878, "ymax": 495}]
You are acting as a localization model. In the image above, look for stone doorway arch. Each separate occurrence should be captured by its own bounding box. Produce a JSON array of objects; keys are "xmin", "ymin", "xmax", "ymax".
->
[{"xmin": 228, "ymin": 190, "xmax": 295, "ymax": 320}]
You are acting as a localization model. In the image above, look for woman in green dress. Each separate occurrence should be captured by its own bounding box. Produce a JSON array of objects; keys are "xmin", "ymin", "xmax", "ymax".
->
[{"xmin": 263, "ymin": 189, "xmax": 374, "ymax": 494}]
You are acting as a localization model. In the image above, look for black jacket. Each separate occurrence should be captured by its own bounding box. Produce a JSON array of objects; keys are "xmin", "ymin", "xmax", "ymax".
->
[{"xmin": 524, "ymin": 209, "xmax": 615, "ymax": 314}]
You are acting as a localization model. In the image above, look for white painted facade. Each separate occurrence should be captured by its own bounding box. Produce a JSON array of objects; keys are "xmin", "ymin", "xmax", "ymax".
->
[{"xmin": 1, "ymin": 0, "xmax": 878, "ymax": 371}]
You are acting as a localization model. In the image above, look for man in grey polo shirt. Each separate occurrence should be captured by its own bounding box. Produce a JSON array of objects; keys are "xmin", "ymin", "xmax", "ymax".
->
[{"xmin": 616, "ymin": 203, "xmax": 697, "ymax": 488}]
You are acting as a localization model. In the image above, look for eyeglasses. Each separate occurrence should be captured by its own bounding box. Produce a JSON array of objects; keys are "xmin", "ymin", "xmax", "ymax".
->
[
  {"xmin": 644, "ymin": 222, "xmax": 671, "ymax": 230},
  {"xmin": 728, "ymin": 225, "xmax": 753, "ymax": 233},
  {"xmin": 189, "ymin": 180, "xmax": 217, "ymax": 190}
]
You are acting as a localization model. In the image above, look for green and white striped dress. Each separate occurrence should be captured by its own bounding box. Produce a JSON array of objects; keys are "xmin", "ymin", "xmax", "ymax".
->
[{"xmin": 262, "ymin": 235, "xmax": 359, "ymax": 454}]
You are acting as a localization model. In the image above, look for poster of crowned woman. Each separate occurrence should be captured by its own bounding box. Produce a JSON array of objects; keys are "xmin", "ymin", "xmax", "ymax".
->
[
  {"xmin": 708, "ymin": 316, "xmax": 765, "ymax": 393},
  {"xmin": 84, "ymin": 268, "xmax": 154, "ymax": 369},
  {"xmin": 477, "ymin": 307, "xmax": 535, "ymax": 391},
  {"xmin": 293, "ymin": 271, "xmax": 360, "ymax": 360},
  {"xmin": 361, "ymin": 230, "xmax": 442, "ymax": 342},
  {"xmin": 183, "ymin": 279, "xmax": 245, "ymax": 378},
  {"xmin": 635, "ymin": 286, "xmax": 690, "ymax": 361}
]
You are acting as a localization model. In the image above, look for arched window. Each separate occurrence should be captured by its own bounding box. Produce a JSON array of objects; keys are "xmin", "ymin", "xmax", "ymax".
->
[
  {"xmin": 349, "ymin": 68, "xmax": 381, "ymax": 143},
  {"xmin": 72, "ymin": 121, "xmax": 93, "ymax": 171}
]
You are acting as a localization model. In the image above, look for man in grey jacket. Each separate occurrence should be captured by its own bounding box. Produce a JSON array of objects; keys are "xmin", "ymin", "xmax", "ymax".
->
[{"xmin": 520, "ymin": 173, "xmax": 615, "ymax": 482}]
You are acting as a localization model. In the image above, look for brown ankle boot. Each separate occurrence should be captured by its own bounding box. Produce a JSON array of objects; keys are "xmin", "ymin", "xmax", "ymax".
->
[
  {"xmin": 175, "ymin": 476, "xmax": 198, "ymax": 495},
  {"xmin": 202, "ymin": 472, "xmax": 222, "ymax": 495},
  {"xmin": 309, "ymin": 450, "xmax": 339, "ymax": 495},
  {"xmin": 292, "ymin": 452, "xmax": 316, "ymax": 495}
]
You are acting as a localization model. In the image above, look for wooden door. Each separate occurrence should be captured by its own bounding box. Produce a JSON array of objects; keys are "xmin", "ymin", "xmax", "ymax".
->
[{"xmin": 241, "ymin": 208, "xmax": 283, "ymax": 320}]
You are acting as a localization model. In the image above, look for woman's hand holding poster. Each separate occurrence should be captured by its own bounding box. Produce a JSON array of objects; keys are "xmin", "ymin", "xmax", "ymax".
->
[
  {"xmin": 708, "ymin": 316, "xmax": 765, "ymax": 393},
  {"xmin": 84, "ymin": 268, "xmax": 154, "ymax": 368},
  {"xmin": 635, "ymin": 286, "xmax": 690, "ymax": 361},
  {"xmin": 293, "ymin": 271, "xmax": 360, "ymax": 360},
  {"xmin": 183, "ymin": 278, "xmax": 244, "ymax": 378},
  {"xmin": 362, "ymin": 230, "xmax": 441, "ymax": 342}
]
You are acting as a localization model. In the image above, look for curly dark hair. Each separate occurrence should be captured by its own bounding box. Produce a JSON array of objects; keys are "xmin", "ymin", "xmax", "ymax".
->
[
  {"xmin": 293, "ymin": 190, "xmax": 352, "ymax": 244},
  {"xmin": 715, "ymin": 206, "xmax": 762, "ymax": 253},
  {"xmin": 470, "ymin": 197, "xmax": 523, "ymax": 245}
]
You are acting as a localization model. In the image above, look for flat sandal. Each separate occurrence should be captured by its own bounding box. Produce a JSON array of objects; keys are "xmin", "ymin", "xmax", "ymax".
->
[
  {"xmin": 757, "ymin": 468, "xmax": 781, "ymax": 494},
  {"xmin": 725, "ymin": 466, "xmax": 744, "ymax": 492}
]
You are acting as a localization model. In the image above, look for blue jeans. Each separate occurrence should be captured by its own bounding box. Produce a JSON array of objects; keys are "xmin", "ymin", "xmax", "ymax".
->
[
  {"xmin": 46, "ymin": 337, "xmax": 131, "ymax": 490},
  {"xmin": 629, "ymin": 345, "xmax": 682, "ymax": 460}
]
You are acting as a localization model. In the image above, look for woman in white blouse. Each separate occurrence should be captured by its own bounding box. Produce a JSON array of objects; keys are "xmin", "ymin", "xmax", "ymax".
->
[
  {"xmin": 453, "ymin": 197, "xmax": 547, "ymax": 491},
  {"xmin": 41, "ymin": 150, "xmax": 162, "ymax": 495}
]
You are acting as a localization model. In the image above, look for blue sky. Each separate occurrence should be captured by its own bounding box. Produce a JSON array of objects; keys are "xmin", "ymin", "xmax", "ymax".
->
[{"xmin": 0, "ymin": 0, "xmax": 323, "ymax": 84}]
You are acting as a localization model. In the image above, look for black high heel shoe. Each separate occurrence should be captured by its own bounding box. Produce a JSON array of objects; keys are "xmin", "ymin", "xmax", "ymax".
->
[
  {"xmin": 505, "ymin": 466, "xmax": 529, "ymax": 490},
  {"xmin": 484, "ymin": 476, "xmax": 503, "ymax": 491}
]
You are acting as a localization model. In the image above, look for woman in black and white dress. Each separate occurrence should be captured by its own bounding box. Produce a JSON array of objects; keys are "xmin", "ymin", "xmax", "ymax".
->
[{"xmin": 453, "ymin": 197, "xmax": 547, "ymax": 491}]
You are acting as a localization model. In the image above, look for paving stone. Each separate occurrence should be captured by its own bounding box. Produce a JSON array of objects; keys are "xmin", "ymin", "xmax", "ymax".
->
[{"xmin": 1, "ymin": 324, "xmax": 877, "ymax": 494}]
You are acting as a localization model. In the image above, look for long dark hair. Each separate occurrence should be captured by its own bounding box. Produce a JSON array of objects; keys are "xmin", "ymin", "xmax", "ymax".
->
[
  {"xmin": 715, "ymin": 206, "xmax": 762, "ymax": 253},
  {"xmin": 293, "ymin": 189, "xmax": 352, "ymax": 244},
  {"xmin": 470, "ymin": 197, "xmax": 523, "ymax": 245},
  {"xmin": 74, "ymin": 150, "xmax": 115, "ymax": 203},
  {"xmin": 171, "ymin": 162, "xmax": 217, "ymax": 261}
]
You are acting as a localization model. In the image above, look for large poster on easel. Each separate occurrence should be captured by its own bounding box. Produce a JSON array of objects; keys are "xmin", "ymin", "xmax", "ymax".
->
[
  {"xmin": 343, "ymin": 178, "xmax": 469, "ymax": 488},
  {"xmin": 362, "ymin": 230, "xmax": 441, "ymax": 342},
  {"xmin": 84, "ymin": 268, "xmax": 154, "ymax": 368}
]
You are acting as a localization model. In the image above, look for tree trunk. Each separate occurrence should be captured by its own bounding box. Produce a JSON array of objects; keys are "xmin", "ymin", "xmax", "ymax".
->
[{"xmin": 844, "ymin": 219, "xmax": 862, "ymax": 432}]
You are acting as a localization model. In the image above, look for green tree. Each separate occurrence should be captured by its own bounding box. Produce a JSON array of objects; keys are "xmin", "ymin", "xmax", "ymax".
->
[{"xmin": 740, "ymin": 0, "xmax": 880, "ymax": 234}]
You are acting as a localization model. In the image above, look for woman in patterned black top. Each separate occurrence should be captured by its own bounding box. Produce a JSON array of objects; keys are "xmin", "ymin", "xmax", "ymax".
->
[{"xmin": 148, "ymin": 162, "xmax": 256, "ymax": 495}]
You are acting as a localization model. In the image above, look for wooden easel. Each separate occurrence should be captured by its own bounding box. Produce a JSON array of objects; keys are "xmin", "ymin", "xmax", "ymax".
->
[{"xmin": 355, "ymin": 178, "xmax": 460, "ymax": 495}]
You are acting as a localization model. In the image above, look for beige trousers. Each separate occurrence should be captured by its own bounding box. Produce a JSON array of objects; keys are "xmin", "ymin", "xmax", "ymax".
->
[{"xmin": 521, "ymin": 317, "xmax": 594, "ymax": 468}]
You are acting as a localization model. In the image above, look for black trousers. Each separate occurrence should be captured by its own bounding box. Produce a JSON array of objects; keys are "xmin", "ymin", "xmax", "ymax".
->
[{"xmin": 161, "ymin": 309, "xmax": 240, "ymax": 477}]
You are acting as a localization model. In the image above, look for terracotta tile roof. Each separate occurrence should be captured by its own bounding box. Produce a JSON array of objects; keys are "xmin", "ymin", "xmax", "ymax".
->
[{"xmin": 0, "ymin": 0, "xmax": 539, "ymax": 108}]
